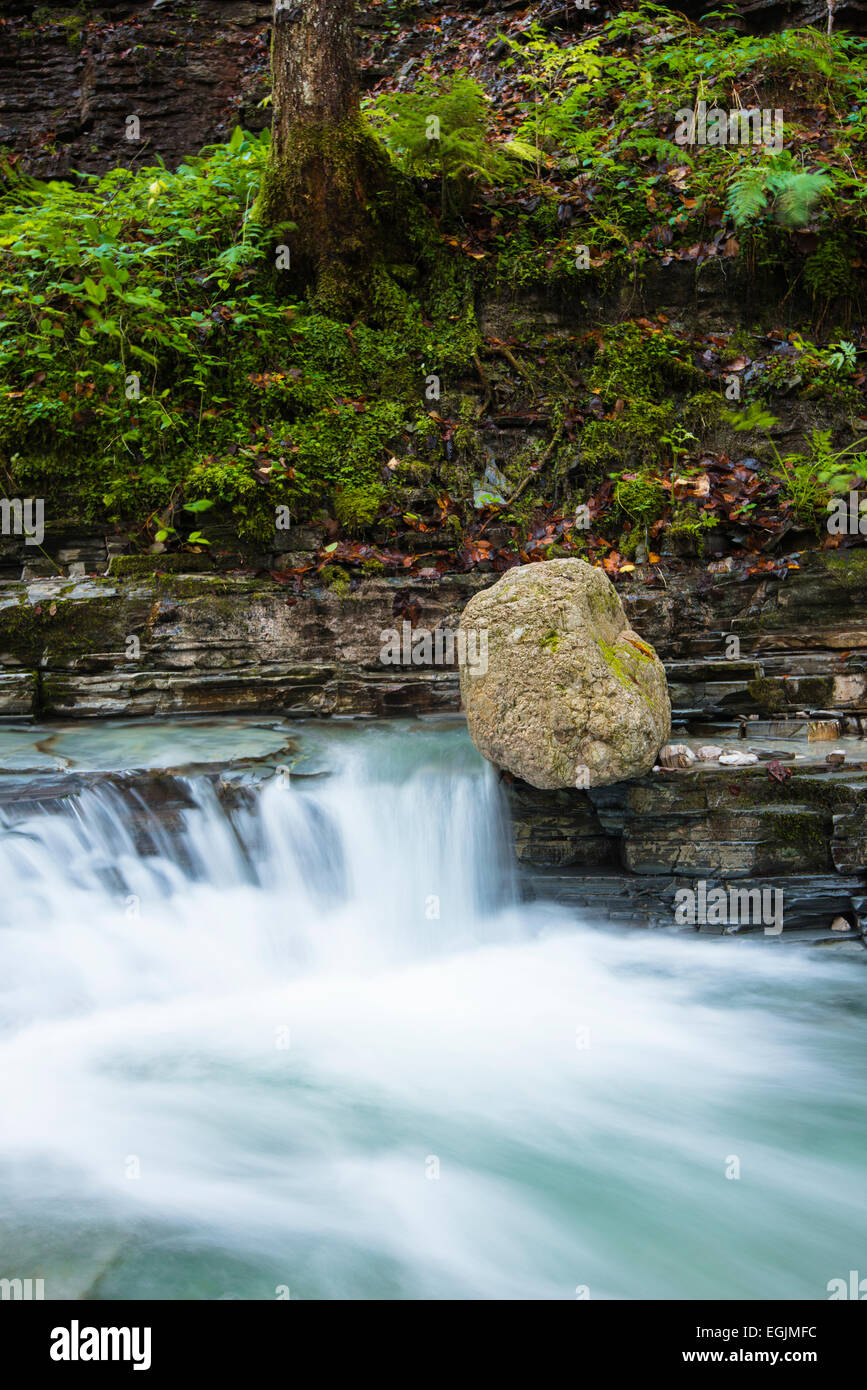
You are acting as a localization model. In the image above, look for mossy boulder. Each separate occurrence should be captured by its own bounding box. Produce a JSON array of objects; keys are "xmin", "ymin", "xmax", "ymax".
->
[{"xmin": 458, "ymin": 558, "xmax": 670, "ymax": 790}]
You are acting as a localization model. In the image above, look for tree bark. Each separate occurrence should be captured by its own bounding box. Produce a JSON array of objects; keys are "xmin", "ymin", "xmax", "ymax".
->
[{"xmin": 257, "ymin": 0, "xmax": 388, "ymax": 308}]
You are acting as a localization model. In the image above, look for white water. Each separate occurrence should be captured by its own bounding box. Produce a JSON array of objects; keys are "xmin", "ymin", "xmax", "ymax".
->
[{"xmin": 0, "ymin": 721, "xmax": 864, "ymax": 1300}]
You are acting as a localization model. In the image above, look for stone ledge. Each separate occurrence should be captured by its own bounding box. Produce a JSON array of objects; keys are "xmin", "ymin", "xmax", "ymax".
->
[{"xmin": 520, "ymin": 868, "xmax": 867, "ymax": 941}]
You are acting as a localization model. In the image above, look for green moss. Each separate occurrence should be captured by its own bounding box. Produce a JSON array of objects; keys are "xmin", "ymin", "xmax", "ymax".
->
[
  {"xmin": 319, "ymin": 563, "xmax": 351, "ymax": 596},
  {"xmin": 793, "ymin": 675, "xmax": 835, "ymax": 706},
  {"xmin": 591, "ymin": 323, "xmax": 700, "ymax": 400},
  {"xmin": 669, "ymin": 503, "xmax": 719, "ymax": 555},
  {"xmin": 596, "ymin": 637, "xmax": 636, "ymax": 690},
  {"xmin": 333, "ymin": 482, "xmax": 385, "ymax": 532},
  {"xmin": 0, "ymin": 591, "xmax": 131, "ymax": 666},
  {"xmin": 108, "ymin": 553, "xmax": 216, "ymax": 579},
  {"xmin": 771, "ymin": 810, "xmax": 829, "ymax": 856},
  {"xmin": 539, "ymin": 628, "xmax": 560, "ymax": 652},
  {"xmin": 614, "ymin": 471, "xmax": 665, "ymax": 525},
  {"xmin": 580, "ymin": 402, "xmax": 677, "ymax": 480},
  {"xmin": 587, "ymin": 585, "xmax": 622, "ymax": 629},
  {"xmin": 822, "ymin": 548, "xmax": 867, "ymax": 589},
  {"xmin": 0, "ymin": 601, "xmax": 44, "ymax": 666},
  {"xmin": 747, "ymin": 676, "xmax": 786, "ymax": 712}
]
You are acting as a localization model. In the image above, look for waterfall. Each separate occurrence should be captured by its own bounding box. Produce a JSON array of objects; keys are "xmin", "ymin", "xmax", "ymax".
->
[{"xmin": 0, "ymin": 721, "xmax": 864, "ymax": 1300}]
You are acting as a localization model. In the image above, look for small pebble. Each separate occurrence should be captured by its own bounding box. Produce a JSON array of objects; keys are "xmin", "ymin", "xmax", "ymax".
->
[
  {"xmin": 658, "ymin": 743, "xmax": 696, "ymax": 769},
  {"xmin": 696, "ymin": 745, "xmax": 723, "ymax": 761},
  {"xmin": 719, "ymin": 751, "xmax": 759, "ymax": 766}
]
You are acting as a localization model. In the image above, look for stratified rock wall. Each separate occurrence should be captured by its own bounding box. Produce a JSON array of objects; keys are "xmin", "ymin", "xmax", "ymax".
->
[{"xmin": 1, "ymin": 1, "xmax": 865, "ymax": 180}]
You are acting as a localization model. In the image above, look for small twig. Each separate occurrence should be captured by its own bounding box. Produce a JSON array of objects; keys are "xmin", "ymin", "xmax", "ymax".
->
[
  {"xmin": 507, "ymin": 426, "xmax": 562, "ymax": 506},
  {"xmin": 485, "ymin": 343, "xmax": 526, "ymax": 377},
  {"xmin": 473, "ymin": 351, "xmax": 492, "ymax": 418}
]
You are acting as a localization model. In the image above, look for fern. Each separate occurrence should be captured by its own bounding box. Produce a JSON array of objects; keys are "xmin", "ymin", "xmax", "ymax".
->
[
  {"xmin": 726, "ymin": 155, "xmax": 830, "ymax": 229},
  {"xmin": 618, "ymin": 133, "xmax": 693, "ymax": 166},
  {"xmin": 726, "ymin": 166, "xmax": 769, "ymax": 226},
  {"xmin": 772, "ymin": 171, "xmax": 831, "ymax": 227},
  {"xmin": 367, "ymin": 78, "xmax": 518, "ymax": 216}
]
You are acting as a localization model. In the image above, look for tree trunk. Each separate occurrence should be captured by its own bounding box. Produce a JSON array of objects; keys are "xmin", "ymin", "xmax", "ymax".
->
[{"xmin": 257, "ymin": 0, "xmax": 388, "ymax": 309}]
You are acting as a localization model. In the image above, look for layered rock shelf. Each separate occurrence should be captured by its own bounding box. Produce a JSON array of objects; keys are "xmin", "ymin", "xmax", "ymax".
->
[
  {"xmin": 1, "ymin": 537, "xmax": 865, "ymax": 722},
  {"xmin": 1, "ymin": 537, "xmax": 866, "ymax": 947}
]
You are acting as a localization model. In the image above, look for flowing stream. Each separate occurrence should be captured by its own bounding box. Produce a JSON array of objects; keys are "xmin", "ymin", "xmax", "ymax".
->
[{"xmin": 0, "ymin": 719, "xmax": 864, "ymax": 1300}]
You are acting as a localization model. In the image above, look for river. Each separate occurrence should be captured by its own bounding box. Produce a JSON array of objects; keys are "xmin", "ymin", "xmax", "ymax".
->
[{"xmin": 0, "ymin": 718, "xmax": 864, "ymax": 1299}]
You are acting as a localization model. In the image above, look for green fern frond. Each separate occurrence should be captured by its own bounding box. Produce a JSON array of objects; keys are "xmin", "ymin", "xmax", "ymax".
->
[{"xmin": 772, "ymin": 171, "xmax": 831, "ymax": 228}]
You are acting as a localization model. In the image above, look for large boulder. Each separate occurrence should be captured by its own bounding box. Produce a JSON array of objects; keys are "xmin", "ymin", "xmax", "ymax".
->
[{"xmin": 458, "ymin": 559, "xmax": 671, "ymax": 790}]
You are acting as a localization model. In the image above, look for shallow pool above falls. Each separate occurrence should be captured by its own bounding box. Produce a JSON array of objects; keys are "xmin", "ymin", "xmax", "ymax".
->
[{"xmin": 0, "ymin": 717, "xmax": 864, "ymax": 1300}]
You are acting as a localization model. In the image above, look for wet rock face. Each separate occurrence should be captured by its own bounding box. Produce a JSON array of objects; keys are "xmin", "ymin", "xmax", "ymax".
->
[
  {"xmin": 0, "ymin": 2, "xmax": 273, "ymax": 180},
  {"xmin": 507, "ymin": 760, "xmax": 867, "ymax": 942},
  {"xmin": 458, "ymin": 558, "xmax": 671, "ymax": 789},
  {"xmin": 4, "ymin": 0, "xmax": 865, "ymax": 183}
]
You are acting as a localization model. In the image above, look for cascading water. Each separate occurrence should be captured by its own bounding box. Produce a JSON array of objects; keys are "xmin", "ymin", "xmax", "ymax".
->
[{"xmin": 0, "ymin": 720, "xmax": 865, "ymax": 1300}]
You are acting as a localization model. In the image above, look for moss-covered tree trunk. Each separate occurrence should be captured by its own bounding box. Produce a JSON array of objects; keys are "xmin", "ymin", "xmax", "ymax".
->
[{"xmin": 258, "ymin": 0, "xmax": 388, "ymax": 310}]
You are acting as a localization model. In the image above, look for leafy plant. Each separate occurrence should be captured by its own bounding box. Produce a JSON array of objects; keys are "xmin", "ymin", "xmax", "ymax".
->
[
  {"xmin": 495, "ymin": 24, "xmax": 606, "ymax": 178},
  {"xmin": 368, "ymin": 77, "xmax": 518, "ymax": 216},
  {"xmin": 726, "ymin": 153, "xmax": 831, "ymax": 229},
  {"xmin": 725, "ymin": 405, "xmax": 867, "ymax": 524},
  {"xmin": 825, "ymin": 340, "xmax": 857, "ymax": 374}
]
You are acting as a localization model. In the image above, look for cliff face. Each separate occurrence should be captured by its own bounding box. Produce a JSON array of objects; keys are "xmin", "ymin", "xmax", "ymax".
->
[
  {"xmin": 2, "ymin": 0, "xmax": 866, "ymax": 180},
  {"xmin": 0, "ymin": 2, "xmax": 272, "ymax": 180}
]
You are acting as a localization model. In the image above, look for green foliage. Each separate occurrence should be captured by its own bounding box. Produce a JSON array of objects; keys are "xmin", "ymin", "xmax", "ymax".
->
[
  {"xmin": 0, "ymin": 127, "xmax": 481, "ymax": 541},
  {"xmin": 826, "ymin": 340, "xmax": 857, "ymax": 374},
  {"xmin": 367, "ymin": 76, "xmax": 518, "ymax": 215},
  {"xmin": 0, "ymin": 128, "xmax": 284, "ymax": 534},
  {"xmin": 333, "ymin": 481, "xmax": 386, "ymax": 532},
  {"xmin": 669, "ymin": 503, "xmax": 718, "ymax": 548},
  {"xmin": 726, "ymin": 154, "xmax": 830, "ymax": 230},
  {"xmin": 319, "ymin": 563, "xmax": 351, "ymax": 596},
  {"xmin": 495, "ymin": 24, "xmax": 609, "ymax": 178},
  {"xmin": 803, "ymin": 236, "xmax": 855, "ymax": 303},
  {"xmin": 581, "ymin": 401, "xmax": 678, "ymax": 479},
  {"xmin": 591, "ymin": 323, "xmax": 697, "ymax": 399},
  {"xmin": 476, "ymin": 7, "xmax": 867, "ymax": 285},
  {"xmin": 725, "ymin": 404, "xmax": 867, "ymax": 524},
  {"xmin": 614, "ymin": 471, "xmax": 665, "ymax": 523},
  {"xmin": 752, "ymin": 331, "xmax": 861, "ymax": 404}
]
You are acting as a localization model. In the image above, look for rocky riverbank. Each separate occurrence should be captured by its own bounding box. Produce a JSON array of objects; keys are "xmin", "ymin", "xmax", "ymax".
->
[
  {"xmin": 2, "ymin": 535, "xmax": 865, "ymax": 721},
  {"xmin": 1, "ymin": 537, "xmax": 866, "ymax": 947}
]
